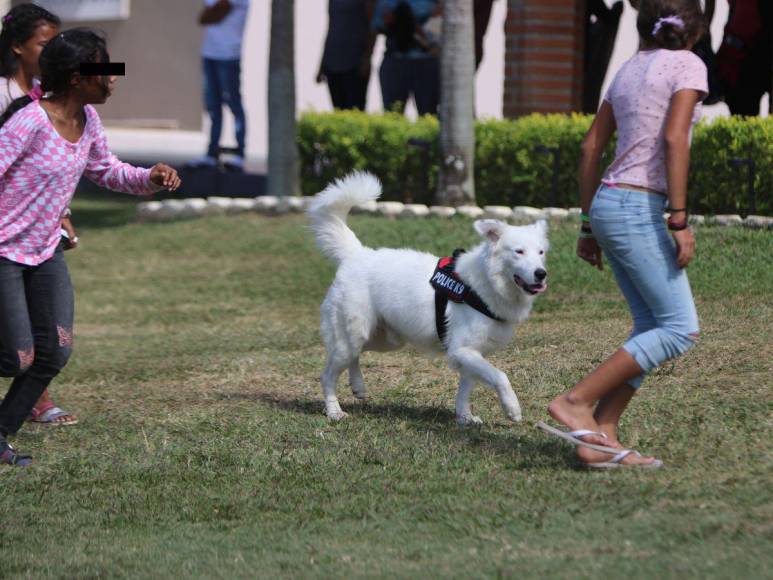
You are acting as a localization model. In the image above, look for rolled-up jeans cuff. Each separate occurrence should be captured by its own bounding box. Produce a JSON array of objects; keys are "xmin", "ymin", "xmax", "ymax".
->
[
  {"xmin": 623, "ymin": 340, "xmax": 656, "ymax": 374},
  {"xmin": 625, "ymin": 372, "xmax": 646, "ymax": 390}
]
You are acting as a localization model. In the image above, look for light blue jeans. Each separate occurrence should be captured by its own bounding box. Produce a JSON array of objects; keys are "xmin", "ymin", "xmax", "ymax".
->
[{"xmin": 590, "ymin": 185, "xmax": 699, "ymax": 389}]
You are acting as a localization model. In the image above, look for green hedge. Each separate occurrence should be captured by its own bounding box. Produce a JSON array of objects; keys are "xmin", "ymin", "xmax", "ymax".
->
[{"xmin": 298, "ymin": 110, "xmax": 772, "ymax": 214}]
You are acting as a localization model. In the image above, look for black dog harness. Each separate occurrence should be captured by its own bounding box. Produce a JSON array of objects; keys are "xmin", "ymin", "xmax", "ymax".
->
[{"xmin": 429, "ymin": 249, "xmax": 504, "ymax": 347}]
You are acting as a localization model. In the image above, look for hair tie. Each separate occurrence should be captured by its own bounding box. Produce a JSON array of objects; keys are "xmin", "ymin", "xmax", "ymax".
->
[
  {"xmin": 652, "ymin": 15, "xmax": 684, "ymax": 35},
  {"xmin": 2, "ymin": 14, "xmax": 12, "ymax": 23},
  {"xmin": 27, "ymin": 85, "xmax": 44, "ymax": 101}
]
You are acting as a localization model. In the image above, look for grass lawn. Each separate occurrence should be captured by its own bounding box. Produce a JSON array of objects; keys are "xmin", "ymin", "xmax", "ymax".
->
[{"xmin": 2, "ymin": 193, "xmax": 771, "ymax": 579}]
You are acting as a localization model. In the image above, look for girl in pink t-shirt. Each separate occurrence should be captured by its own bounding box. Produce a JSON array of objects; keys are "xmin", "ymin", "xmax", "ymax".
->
[
  {"xmin": 0, "ymin": 28, "xmax": 180, "ymax": 466},
  {"xmin": 539, "ymin": 0, "xmax": 708, "ymax": 469}
]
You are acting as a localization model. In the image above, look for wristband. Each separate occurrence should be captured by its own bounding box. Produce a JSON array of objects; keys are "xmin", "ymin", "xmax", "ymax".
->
[
  {"xmin": 578, "ymin": 230, "xmax": 595, "ymax": 239},
  {"xmin": 62, "ymin": 208, "xmax": 72, "ymax": 218},
  {"xmin": 668, "ymin": 219, "xmax": 688, "ymax": 231},
  {"xmin": 580, "ymin": 212, "xmax": 591, "ymax": 222}
]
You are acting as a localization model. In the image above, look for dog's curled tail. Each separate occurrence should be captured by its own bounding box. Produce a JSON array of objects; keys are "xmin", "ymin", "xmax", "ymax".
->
[{"xmin": 308, "ymin": 171, "xmax": 382, "ymax": 264}]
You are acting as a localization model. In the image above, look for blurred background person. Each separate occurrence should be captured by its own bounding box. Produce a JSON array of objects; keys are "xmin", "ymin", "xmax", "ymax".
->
[
  {"xmin": 372, "ymin": 0, "xmax": 441, "ymax": 115},
  {"xmin": 190, "ymin": 0, "xmax": 250, "ymax": 171},
  {"xmin": 317, "ymin": 0, "xmax": 375, "ymax": 111},
  {"xmin": 716, "ymin": 0, "xmax": 771, "ymax": 115},
  {"xmin": 583, "ymin": 0, "xmax": 624, "ymax": 113}
]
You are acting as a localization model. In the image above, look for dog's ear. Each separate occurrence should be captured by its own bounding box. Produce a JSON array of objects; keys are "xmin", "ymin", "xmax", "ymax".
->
[
  {"xmin": 474, "ymin": 219, "xmax": 506, "ymax": 242},
  {"xmin": 534, "ymin": 219, "xmax": 548, "ymax": 235}
]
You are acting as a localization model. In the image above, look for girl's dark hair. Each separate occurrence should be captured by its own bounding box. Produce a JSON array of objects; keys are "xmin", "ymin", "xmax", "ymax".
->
[
  {"xmin": 637, "ymin": 0, "xmax": 706, "ymax": 50},
  {"xmin": 0, "ymin": 28, "xmax": 109, "ymax": 127},
  {"xmin": 0, "ymin": 3, "xmax": 60, "ymax": 77}
]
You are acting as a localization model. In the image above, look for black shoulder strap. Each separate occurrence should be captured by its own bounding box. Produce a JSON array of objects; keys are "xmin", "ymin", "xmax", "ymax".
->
[{"xmin": 435, "ymin": 290, "xmax": 449, "ymax": 346}]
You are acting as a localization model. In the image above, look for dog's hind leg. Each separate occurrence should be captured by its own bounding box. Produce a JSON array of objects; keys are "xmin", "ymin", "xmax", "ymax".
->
[
  {"xmin": 349, "ymin": 358, "xmax": 366, "ymax": 400},
  {"xmin": 455, "ymin": 374, "xmax": 482, "ymax": 426},
  {"xmin": 448, "ymin": 347, "xmax": 522, "ymax": 422}
]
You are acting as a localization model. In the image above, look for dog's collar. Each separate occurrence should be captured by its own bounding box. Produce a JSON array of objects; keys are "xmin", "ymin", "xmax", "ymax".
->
[{"xmin": 430, "ymin": 249, "xmax": 505, "ymax": 347}]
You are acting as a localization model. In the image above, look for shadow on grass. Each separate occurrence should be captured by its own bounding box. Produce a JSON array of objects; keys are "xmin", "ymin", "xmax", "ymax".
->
[
  {"xmin": 220, "ymin": 391, "xmax": 573, "ymax": 469},
  {"xmin": 72, "ymin": 189, "xmax": 138, "ymax": 230}
]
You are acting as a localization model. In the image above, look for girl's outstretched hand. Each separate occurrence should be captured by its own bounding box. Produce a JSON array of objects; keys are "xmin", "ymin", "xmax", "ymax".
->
[
  {"xmin": 672, "ymin": 227, "xmax": 695, "ymax": 268},
  {"xmin": 577, "ymin": 237, "xmax": 603, "ymax": 270},
  {"xmin": 150, "ymin": 163, "xmax": 181, "ymax": 191}
]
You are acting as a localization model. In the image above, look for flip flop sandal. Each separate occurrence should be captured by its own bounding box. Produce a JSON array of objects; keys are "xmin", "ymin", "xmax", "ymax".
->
[
  {"xmin": 535, "ymin": 420, "xmax": 622, "ymax": 454},
  {"xmin": 0, "ymin": 441, "xmax": 32, "ymax": 467},
  {"xmin": 29, "ymin": 404, "xmax": 78, "ymax": 426},
  {"xmin": 585, "ymin": 449, "xmax": 664, "ymax": 470}
]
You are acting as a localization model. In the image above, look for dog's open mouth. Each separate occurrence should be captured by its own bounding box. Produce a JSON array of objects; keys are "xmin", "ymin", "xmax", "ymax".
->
[{"xmin": 513, "ymin": 274, "xmax": 547, "ymax": 295}]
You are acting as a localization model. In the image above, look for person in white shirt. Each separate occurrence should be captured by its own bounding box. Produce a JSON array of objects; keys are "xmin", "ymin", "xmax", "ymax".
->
[{"xmin": 190, "ymin": 0, "xmax": 249, "ymax": 170}]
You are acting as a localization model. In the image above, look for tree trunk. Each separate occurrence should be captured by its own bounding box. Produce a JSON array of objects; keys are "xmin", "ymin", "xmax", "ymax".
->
[
  {"xmin": 268, "ymin": 0, "xmax": 299, "ymax": 197},
  {"xmin": 435, "ymin": 0, "xmax": 476, "ymax": 206}
]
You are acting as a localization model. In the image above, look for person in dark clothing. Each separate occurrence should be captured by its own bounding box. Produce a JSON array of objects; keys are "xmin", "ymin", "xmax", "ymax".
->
[
  {"xmin": 473, "ymin": 0, "xmax": 496, "ymax": 69},
  {"xmin": 583, "ymin": 0, "xmax": 624, "ymax": 113},
  {"xmin": 717, "ymin": 0, "xmax": 772, "ymax": 116},
  {"xmin": 318, "ymin": 0, "xmax": 375, "ymax": 111},
  {"xmin": 372, "ymin": 0, "xmax": 441, "ymax": 115}
]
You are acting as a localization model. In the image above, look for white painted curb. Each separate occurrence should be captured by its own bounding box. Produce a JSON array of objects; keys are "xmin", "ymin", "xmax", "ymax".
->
[{"xmin": 134, "ymin": 196, "xmax": 772, "ymax": 229}]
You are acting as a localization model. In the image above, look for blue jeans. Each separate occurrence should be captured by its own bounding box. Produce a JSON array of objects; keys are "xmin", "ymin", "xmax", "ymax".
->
[
  {"xmin": 590, "ymin": 185, "xmax": 699, "ymax": 389},
  {"xmin": 202, "ymin": 57, "xmax": 246, "ymax": 158}
]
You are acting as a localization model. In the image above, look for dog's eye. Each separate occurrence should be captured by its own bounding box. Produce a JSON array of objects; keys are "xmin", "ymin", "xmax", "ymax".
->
[{"xmin": 515, "ymin": 249, "xmax": 525, "ymax": 255}]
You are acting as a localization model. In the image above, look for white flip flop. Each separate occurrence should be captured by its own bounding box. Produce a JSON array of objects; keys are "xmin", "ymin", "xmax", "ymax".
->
[
  {"xmin": 585, "ymin": 449, "xmax": 664, "ymax": 470},
  {"xmin": 535, "ymin": 420, "xmax": 622, "ymax": 454}
]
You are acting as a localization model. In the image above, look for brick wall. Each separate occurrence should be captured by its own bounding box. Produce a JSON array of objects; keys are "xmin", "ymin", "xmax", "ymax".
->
[{"xmin": 504, "ymin": 0, "xmax": 586, "ymax": 117}]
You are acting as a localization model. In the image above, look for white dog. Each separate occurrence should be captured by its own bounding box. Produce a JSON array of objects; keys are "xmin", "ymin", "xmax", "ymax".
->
[{"xmin": 308, "ymin": 172, "xmax": 549, "ymax": 425}]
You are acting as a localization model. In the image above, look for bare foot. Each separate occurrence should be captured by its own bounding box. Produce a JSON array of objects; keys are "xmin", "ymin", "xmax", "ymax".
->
[
  {"xmin": 576, "ymin": 444, "xmax": 659, "ymax": 466},
  {"xmin": 547, "ymin": 393, "xmax": 608, "ymax": 447}
]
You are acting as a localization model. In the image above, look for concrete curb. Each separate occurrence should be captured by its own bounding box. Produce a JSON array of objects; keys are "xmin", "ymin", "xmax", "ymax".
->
[{"xmin": 134, "ymin": 197, "xmax": 773, "ymax": 229}]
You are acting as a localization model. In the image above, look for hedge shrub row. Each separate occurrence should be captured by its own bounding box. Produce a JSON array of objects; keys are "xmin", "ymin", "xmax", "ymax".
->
[{"xmin": 298, "ymin": 110, "xmax": 772, "ymax": 215}]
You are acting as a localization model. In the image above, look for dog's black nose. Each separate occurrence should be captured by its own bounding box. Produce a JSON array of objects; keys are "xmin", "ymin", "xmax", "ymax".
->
[{"xmin": 534, "ymin": 268, "xmax": 547, "ymax": 281}]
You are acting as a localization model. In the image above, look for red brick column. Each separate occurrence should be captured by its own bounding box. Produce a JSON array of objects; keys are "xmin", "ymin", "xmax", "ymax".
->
[{"xmin": 503, "ymin": 0, "xmax": 586, "ymax": 117}]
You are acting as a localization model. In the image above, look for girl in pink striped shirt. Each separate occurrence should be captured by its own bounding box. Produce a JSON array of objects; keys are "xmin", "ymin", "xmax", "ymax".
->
[{"xmin": 0, "ymin": 28, "xmax": 180, "ymax": 466}]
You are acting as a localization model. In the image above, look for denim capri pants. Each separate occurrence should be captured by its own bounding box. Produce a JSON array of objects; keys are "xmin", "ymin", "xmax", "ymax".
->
[{"xmin": 590, "ymin": 185, "xmax": 699, "ymax": 389}]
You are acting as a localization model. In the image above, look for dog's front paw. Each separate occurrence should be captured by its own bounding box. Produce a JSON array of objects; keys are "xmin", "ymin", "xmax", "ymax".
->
[
  {"xmin": 351, "ymin": 388, "xmax": 367, "ymax": 400},
  {"xmin": 327, "ymin": 409, "xmax": 349, "ymax": 421},
  {"xmin": 505, "ymin": 408, "xmax": 522, "ymax": 422},
  {"xmin": 457, "ymin": 414, "xmax": 484, "ymax": 427}
]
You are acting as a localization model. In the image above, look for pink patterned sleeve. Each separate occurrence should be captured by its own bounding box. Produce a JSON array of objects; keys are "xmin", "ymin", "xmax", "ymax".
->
[
  {"xmin": 84, "ymin": 107, "xmax": 164, "ymax": 195},
  {"xmin": 0, "ymin": 107, "xmax": 38, "ymax": 176}
]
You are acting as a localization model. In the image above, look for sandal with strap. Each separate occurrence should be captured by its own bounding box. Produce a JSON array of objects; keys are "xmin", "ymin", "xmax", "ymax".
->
[
  {"xmin": 585, "ymin": 449, "xmax": 664, "ymax": 470},
  {"xmin": 1, "ymin": 440, "xmax": 32, "ymax": 467},
  {"xmin": 29, "ymin": 401, "xmax": 78, "ymax": 426},
  {"xmin": 536, "ymin": 421, "xmax": 622, "ymax": 454}
]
